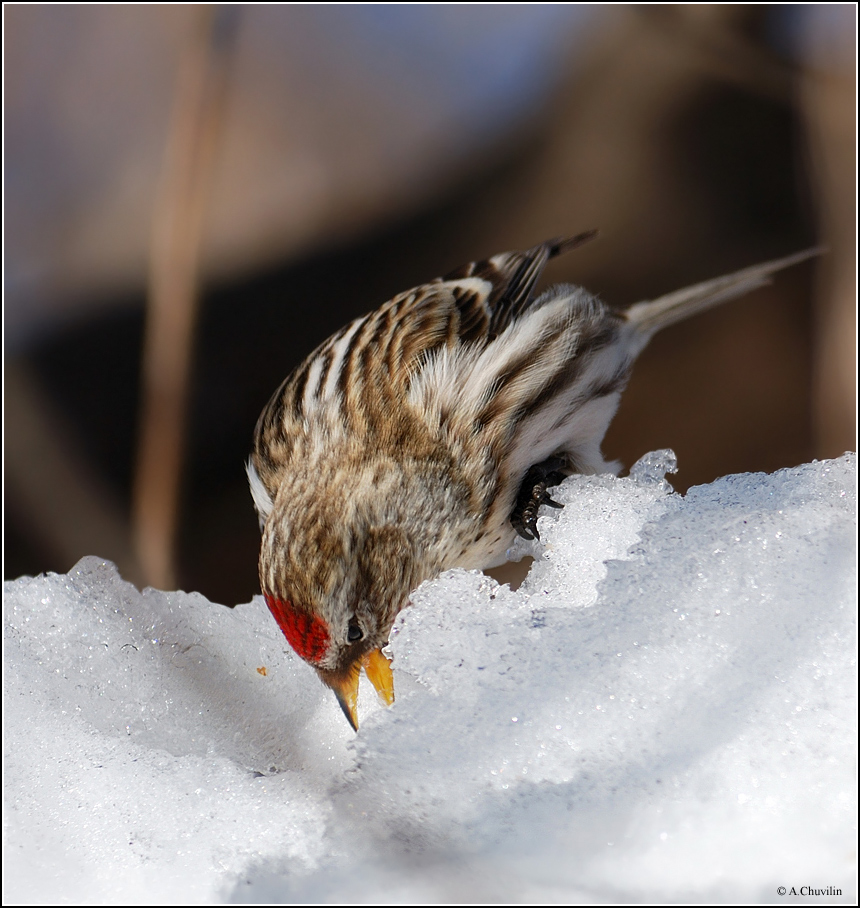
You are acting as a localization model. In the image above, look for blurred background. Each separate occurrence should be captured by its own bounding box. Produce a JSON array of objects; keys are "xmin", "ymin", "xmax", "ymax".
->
[{"xmin": 4, "ymin": 5, "xmax": 855, "ymax": 605}]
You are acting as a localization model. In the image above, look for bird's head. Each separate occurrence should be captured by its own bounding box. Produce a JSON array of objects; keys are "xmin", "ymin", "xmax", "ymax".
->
[
  {"xmin": 257, "ymin": 456, "xmax": 456, "ymax": 729},
  {"xmin": 262, "ymin": 588, "xmax": 395, "ymax": 731}
]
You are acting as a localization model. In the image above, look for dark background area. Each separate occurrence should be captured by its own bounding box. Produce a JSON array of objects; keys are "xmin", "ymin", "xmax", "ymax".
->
[{"xmin": 5, "ymin": 6, "xmax": 853, "ymax": 605}]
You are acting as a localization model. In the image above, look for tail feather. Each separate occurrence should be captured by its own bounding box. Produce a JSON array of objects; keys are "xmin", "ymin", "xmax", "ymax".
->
[{"xmin": 623, "ymin": 248, "xmax": 821, "ymax": 347}]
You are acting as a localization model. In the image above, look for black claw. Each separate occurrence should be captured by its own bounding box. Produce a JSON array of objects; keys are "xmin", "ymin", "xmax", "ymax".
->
[{"xmin": 510, "ymin": 457, "xmax": 568, "ymax": 541}]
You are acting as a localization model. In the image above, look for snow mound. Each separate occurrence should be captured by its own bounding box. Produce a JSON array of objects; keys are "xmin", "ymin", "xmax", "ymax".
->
[{"xmin": 4, "ymin": 452, "xmax": 856, "ymax": 904}]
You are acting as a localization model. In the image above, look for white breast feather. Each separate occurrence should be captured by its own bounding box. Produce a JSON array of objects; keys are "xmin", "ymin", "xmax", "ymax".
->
[{"xmin": 246, "ymin": 459, "xmax": 274, "ymax": 528}]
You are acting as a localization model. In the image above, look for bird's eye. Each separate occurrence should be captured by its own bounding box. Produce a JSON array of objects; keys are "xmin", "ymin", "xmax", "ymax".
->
[{"xmin": 347, "ymin": 624, "xmax": 363, "ymax": 643}]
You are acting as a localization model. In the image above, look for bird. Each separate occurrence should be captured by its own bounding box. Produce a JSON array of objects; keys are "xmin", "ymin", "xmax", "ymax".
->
[{"xmin": 247, "ymin": 233, "xmax": 816, "ymax": 730}]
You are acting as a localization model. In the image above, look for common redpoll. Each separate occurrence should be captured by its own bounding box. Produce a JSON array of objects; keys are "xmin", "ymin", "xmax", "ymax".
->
[{"xmin": 248, "ymin": 233, "xmax": 815, "ymax": 729}]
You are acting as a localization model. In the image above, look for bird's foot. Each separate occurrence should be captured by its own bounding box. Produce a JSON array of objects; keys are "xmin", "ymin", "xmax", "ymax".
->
[{"xmin": 511, "ymin": 457, "xmax": 567, "ymax": 541}]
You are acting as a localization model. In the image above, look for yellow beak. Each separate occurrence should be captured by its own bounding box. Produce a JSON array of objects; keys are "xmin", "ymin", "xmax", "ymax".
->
[{"xmin": 324, "ymin": 648, "xmax": 395, "ymax": 731}]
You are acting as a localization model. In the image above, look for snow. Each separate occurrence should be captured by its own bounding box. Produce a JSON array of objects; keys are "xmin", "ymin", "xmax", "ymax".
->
[{"xmin": 3, "ymin": 451, "xmax": 856, "ymax": 904}]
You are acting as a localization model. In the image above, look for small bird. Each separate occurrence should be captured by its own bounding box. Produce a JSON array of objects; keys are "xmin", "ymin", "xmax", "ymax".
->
[{"xmin": 248, "ymin": 233, "xmax": 815, "ymax": 729}]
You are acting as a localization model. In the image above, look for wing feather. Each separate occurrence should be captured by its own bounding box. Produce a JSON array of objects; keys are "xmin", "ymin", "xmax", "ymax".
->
[{"xmin": 250, "ymin": 232, "xmax": 598, "ymax": 506}]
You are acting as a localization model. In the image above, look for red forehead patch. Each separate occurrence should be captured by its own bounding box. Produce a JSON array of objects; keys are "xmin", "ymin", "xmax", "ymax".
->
[{"xmin": 264, "ymin": 594, "xmax": 330, "ymax": 664}]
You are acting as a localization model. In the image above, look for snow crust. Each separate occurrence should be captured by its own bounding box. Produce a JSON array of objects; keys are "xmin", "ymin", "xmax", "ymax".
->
[{"xmin": 4, "ymin": 452, "xmax": 856, "ymax": 904}]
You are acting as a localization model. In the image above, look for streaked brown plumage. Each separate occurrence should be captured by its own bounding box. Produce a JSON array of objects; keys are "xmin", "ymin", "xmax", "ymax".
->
[{"xmin": 248, "ymin": 233, "xmax": 816, "ymax": 728}]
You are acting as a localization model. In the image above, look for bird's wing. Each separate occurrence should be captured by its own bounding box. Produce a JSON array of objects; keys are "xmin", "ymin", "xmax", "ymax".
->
[
  {"xmin": 249, "ymin": 233, "xmax": 597, "ymax": 514},
  {"xmin": 274, "ymin": 231, "xmax": 600, "ymax": 405},
  {"xmin": 438, "ymin": 231, "xmax": 598, "ymax": 343},
  {"xmin": 338, "ymin": 231, "xmax": 599, "ymax": 394}
]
